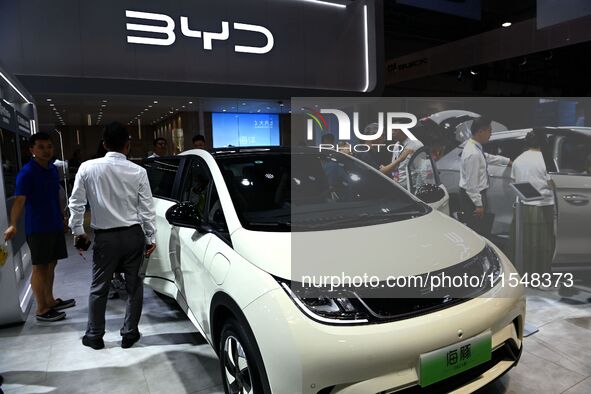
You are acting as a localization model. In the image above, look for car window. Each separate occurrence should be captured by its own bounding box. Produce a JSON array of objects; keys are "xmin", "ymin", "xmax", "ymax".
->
[
  {"xmin": 408, "ymin": 150, "xmax": 439, "ymax": 194},
  {"xmin": 207, "ymin": 183, "xmax": 228, "ymax": 232},
  {"xmin": 554, "ymin": 135, "xmax": 591, "ymax": 175},
  {"xmin": 179, "ymin": 159, "xmax": 210, "ymax": 217},
  {"xmin": 484, "ymin": 139, "xmax": 526, "ymax": 161},
  {"xmin": 179, "ymin": 157, "xmax": 228, "ymax": 232},
  {"xmin": 216, "ymin": 149, "xmax": 429, "ymax": 232},
  {"xmin": 144, "ymin": 157, "xmax": 181, "ymax": 199}
]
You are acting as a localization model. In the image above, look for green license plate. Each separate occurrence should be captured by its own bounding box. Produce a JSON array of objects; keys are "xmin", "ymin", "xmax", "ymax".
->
[{"xmin": 419, "ymin": 330, "xmax": 492, "ymax": 387}]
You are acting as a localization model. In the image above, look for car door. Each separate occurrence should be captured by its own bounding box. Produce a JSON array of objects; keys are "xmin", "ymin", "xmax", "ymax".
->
[
  {"xmin": 549, "ymin": 133, "xmax": 591, "ymax": 265},
  {"xmin": 173, "ymin": 156, "xmax": 216, "ymax": 328},
  {"xmin": 173, "ymin": 155, "xmax": 238, "ymax": 336},
  {"xmin": 406, "ymin": 147, "xmax": 450, "ymax": 215},
  {"xmin": 143, "ymin": 157, "xmax": 183, "ymax": 295}
]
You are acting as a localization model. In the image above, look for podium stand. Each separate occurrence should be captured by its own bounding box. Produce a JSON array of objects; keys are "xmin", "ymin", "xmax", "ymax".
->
[{"xmin": 514, "ymin": 197, "xmax": 540, "ymax": 337}]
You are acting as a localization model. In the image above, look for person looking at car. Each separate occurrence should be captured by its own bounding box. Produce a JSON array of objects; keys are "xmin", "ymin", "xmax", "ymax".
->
[
  {"xmin": 379, "ymin": 129, "xmax": 424, "ymax": 188},
  {"xmin": 509, "ymin": 129, "xmax": 555, "ymax": 274},
  {"xmin": 3, "ymin": 132, "xmax": 74, "ymax": 322},
  {"xmin": 459, "ymin": 117, "xmax": 512, "ymax": 236},
  {"xmin": 321, "ymin": 133, "xmax": 335, "ymax": 146},
  {"xmin": 69, "ymin": 122, "xmax": 156, "ymax": 350},
  {"xmin": 148, "ymin": 137, "xmax": 168, "ymax": 158},
  {"xmin": 354, "ymin": 123, "xmax": 391, "ymax": 170},
  {"xmin": 192, "ymin": 135, "xmax": 207, "ymax": 150}
]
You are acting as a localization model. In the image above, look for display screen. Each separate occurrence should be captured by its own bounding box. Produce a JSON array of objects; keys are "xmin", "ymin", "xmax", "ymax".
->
[
  {"xmin": 511, "ymin": 182, "xmax": 543, "ymax": 201},
  {"xmin": 212, "ymin": 113, "xmax": 280, "ymax": 148}
]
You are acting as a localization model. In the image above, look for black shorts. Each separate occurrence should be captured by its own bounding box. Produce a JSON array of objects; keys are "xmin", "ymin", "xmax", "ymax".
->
[{"xmin": 27, "ymin": 231, "xmax": 68, "ymax": 265}]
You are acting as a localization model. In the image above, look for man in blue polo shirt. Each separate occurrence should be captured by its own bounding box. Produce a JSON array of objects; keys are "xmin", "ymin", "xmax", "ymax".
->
[{"xmin": 4, "ymin": 132, "xmax": 75, "ymax": 322}]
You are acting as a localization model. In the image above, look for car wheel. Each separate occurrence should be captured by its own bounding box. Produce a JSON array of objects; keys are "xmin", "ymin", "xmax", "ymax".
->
[{"xmin": 220, "ymin": 318, "xmax": 268, "ymax": 394}]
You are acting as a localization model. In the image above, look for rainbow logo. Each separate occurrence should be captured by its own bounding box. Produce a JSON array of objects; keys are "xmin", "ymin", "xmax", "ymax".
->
[{"xmin": 304, "ymin": 107, "xmax": 328, "ymax": 131}]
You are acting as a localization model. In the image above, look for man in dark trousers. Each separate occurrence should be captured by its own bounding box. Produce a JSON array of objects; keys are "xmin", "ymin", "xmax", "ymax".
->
[
  {"xmin": 459, "ymin": 117, "xmax": 512, "ymax": 236},
  {"xmin": 3, "ymin": 132, "xmax": 74, "ymax": 322},
  {"xmin": 69, "ymin": 122, "xmax": 156, "ymax": 350}
]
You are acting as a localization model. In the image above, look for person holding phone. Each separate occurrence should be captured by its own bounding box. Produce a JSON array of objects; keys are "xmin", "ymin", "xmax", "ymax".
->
[{"xmin": 69, "ymin": 122, "xmax": 156, "ymax": 350}]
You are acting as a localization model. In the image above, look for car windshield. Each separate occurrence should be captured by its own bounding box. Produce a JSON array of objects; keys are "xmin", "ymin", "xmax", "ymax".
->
[{"xmin": 216, "ymin": 149, "xmax": 429, "ymax": 232}]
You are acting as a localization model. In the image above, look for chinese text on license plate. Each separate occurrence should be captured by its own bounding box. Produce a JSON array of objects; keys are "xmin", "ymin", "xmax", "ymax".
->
[{"xmin": 419, "ymin": 330, "xmax": 492, "ymax": 387}]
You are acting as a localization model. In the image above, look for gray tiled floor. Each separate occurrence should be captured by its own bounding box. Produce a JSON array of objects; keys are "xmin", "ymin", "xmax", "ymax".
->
[
  {"xmin": 1, "ymin": 244, "xmax": 590, "ymax": 393},
  {"xmin": 0, "ymin": 243, "xmax": 223, "ymax": 394}
]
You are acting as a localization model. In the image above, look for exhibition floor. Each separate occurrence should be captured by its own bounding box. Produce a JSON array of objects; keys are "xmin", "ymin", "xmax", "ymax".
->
[{"xmin": 1, "ymin": 243, "xmax": 590, "ymax": 394}]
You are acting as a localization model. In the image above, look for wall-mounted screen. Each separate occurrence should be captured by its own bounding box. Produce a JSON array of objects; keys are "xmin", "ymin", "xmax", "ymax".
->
[{"xmin": 212, "ymin": 113, "xmax": 280, "ymax": 148}]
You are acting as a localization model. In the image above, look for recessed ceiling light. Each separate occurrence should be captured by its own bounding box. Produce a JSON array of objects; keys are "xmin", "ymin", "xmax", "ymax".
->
[
  {"xmin": 46, "ymin": 98, "xmax": 52, "ymax": 102},
  {"xmin": 242, "ymin": 103, "xmax": 246, "ymax": 106},
  {"xmin": 154, "ymin": 100, "xmax": 158, "ymax": 104},
  {"xmin": 182, "ymin": 105, "xmax": 186, "ymax": 108},
  {"xmin": 101, "ymin": 104, "xmax": 106, "ymax": 107},
  {"xmin": 280, "ymin": 103, "xmax": 285, "ymax": 107},
  {"xmin": 502, "ymin": 22, "xmax": 512, "ymax": 28},
  {"xmin": 188, "ymin": 101, "xmax": 193, "ymax": 104},
  {"xmin": 222, "ymin": 109, "xmax": 227, "ymax": 112},
  {"xmin": 50, "ymin": 103, "xmax": 55, "ymax": 107},
  {"xmin": 102, "ymin": 100, "xmax": 108, "ymax": 103},
  {"xmin": 148, "ymin": 105, "xmax": 152, "ymax": 108}
]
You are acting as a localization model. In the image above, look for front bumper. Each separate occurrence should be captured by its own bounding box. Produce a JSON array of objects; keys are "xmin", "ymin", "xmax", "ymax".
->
[{"xmin": 243, "ymin": 282, "xmax": 525, "ymax": 394}]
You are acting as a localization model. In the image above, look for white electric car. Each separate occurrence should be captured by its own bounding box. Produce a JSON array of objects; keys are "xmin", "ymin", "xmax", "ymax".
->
[{"xmin": 143, "ymin": 147, "xmax": 525, "ymax": 394}]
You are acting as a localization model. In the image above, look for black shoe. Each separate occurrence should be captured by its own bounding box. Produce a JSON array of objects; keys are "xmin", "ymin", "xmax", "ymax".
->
[
  {"xmin": 121, "ymin": 333, "xmax": 141, "ymax": 349},
  {"xmin": 53, "ymin": 298, "xmax": 76, "ymax": 310},
  {"xmin": 36, "ymin": 309, "xmax": 66, "ymax": 322},
  {"xmin": 82, "ymin": 335, "xmax": 105, "ymax": 350}
]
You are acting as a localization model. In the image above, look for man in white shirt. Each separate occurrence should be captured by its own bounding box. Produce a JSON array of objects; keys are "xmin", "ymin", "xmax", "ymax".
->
[
  {"xmin": 510, "ymin": 129, "xmax": 555, "ymax": 273},
  {"xmin": 69, "ymin": 122, "xmax": 157, "ymax": 350},
  {"xmin": 148, "ymin": 137, "xmax": 168, "ymax": 158},
  {"xmin": 379, "ymin": 129, "xmax": 424, "ymax": 189},
  {"xmin": 459, "ymin": 117, "xmax": 512, "ymax": 236}
]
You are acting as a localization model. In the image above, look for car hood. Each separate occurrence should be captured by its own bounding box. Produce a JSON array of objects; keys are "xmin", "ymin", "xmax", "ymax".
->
[{"xmin": 231, "ymin": 211, "xmax": 486, "ymax": 281}]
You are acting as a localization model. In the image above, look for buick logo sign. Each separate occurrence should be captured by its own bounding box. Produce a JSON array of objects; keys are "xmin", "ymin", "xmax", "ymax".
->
[{"xmin": 125, "ymin": 10, "xmax": 274, "ymax": 54}]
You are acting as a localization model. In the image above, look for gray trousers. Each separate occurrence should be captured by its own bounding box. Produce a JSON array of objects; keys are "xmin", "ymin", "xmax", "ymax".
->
[
  {"xmin": 459, "ymin": 188, "xmax": 494, "ymax": 237},
  {"xmin": 86, "ymin": 225, "xmax": 145, "ymax": 339}
]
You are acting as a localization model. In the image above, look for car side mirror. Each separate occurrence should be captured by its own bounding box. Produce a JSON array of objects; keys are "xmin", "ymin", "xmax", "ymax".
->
[{"xmin": 165, "ymin": 202, "xmax": 205, "ymax": 230}]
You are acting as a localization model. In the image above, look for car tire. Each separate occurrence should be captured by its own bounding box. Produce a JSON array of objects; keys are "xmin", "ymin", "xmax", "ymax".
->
[{"xmin": 219, "ymin": 318, "xmax": 269, "ymax": 394}]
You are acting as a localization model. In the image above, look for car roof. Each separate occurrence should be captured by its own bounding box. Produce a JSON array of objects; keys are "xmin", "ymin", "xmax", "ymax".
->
[{"xmin": 489, "ymin": 126, "xmax": 591, "ymax": 141}]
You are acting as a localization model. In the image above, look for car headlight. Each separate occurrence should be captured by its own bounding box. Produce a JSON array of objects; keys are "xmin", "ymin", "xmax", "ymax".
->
[
  {"xmin": 278, "ymin": 281, "xmax": 370, "ymax": 324},
  {"xmin": 483, "ymin": 244, "xmax": 503, "ymax": 288}
]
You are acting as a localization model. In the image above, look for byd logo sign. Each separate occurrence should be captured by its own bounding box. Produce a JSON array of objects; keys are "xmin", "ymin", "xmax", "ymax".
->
[
  {"xmin": 305, "ymin": 109, "xmax": 418, "ymax": 152},
  {"xmin": 125, "ymin": 10, "xmax": 274, "ymax": 54}
]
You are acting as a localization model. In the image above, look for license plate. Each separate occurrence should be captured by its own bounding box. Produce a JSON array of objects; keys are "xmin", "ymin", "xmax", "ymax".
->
[{"xmin": 419, "ymin": 330, "xmax": 492, "ymax": 387}]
